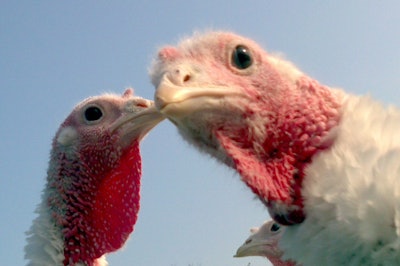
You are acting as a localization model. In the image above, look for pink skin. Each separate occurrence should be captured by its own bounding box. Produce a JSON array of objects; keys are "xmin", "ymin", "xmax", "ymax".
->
[
  {"xmin": 36, "ymin": 89, "xmax": 163, "ymax": 265},
  {"xmin": 152, "ymin": 32, "xmax": 342, "ymax": 225}
]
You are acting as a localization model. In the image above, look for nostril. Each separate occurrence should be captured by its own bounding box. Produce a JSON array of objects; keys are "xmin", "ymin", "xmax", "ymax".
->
[
  {"xmin": 183, "ymin": 74, "xmax": 191, "ymax": 82},
  {"xmin": 169, "ymin": 68, "xmax": 193, "ymax": 85}
]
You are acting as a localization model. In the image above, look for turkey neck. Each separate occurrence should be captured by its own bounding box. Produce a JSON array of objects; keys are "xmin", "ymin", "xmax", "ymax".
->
[
  {"xmin": 215, "ymin": 76, "xmax": 342, "ymax": 225},
  {"xmin": 47, "ymin": 139, "xmax": 141, "ymax": 265}
]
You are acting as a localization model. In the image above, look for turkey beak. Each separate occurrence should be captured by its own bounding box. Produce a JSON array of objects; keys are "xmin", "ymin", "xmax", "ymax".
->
[
  {"xmin": 234, "ymin": 238, "xmax": 278, "ymax": 258},
  {"xmin": 154, "ymin": 74, "xmax": 244, "ymax": 119},
  {"xmin": 110, "ymin": 100, "xmax": 165, "ymax": 145}
]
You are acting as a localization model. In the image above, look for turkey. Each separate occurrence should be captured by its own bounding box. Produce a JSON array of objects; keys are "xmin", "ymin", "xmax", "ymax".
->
[
  {"xmin": 25, "ymin": 89, "xmax": 164, "ymax": 266},
  {"xmin": 235, "ymin": 220, "xmax": 297, "ymax": 266},
  {"xmin": 150, "ymin": 31, "xmax": 400, "ymax": 265}
]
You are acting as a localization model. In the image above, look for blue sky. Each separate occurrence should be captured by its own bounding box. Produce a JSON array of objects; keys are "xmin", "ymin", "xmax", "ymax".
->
[{"xmin": 2, "ymin": 2, "xmax": 400, "ymax": 265}]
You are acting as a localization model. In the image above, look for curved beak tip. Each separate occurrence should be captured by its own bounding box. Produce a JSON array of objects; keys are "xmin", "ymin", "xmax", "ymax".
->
[{"xmin": 111, "ymin": 107, "xmax": 165, "ymax": 141}]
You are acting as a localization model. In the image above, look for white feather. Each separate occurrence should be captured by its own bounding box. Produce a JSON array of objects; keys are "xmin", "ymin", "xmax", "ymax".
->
[
  {"xmin": 25, "ymin": 188, "xmax": 110, "ymax": 266},
  {"xmin": 280, "ymin": 94, "xmax": 400, "ymax": 265},
  {"xmin": 25, "ymin": 191, "xmax": 65, "ymax": 265}
]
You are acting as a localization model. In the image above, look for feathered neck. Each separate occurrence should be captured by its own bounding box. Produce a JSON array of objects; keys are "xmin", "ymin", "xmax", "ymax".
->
[{"xmin": 215, "ymin": 76, "xmax": 342, "ymax": 225}]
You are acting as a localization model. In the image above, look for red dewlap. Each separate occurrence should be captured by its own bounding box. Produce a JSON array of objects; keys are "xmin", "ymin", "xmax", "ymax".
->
[
  {"xmin": 61, "ymin": 141, "xmax": 141, "ymax": 265},
  {"xmin": 216, "ymin": 77, "xmax": 341, "ymax": 225}
]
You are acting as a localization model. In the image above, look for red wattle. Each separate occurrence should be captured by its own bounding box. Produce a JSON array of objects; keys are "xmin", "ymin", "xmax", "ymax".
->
[
  {"xmin": 89, "ymin": 142, "xmax": 141, "ymax": 256},
  {"xmin": 61, "ymin": 141, "xmax": 142, "ymax": 265}
]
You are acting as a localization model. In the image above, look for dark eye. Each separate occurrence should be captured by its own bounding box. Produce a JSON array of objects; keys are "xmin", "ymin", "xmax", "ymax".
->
[
  {"xmin": 270, "ymin": 223, "xmax": 281, "ymax": 232},
  {"xmin": 84, "ymin": 106, "xmax": 103, "ymax": 122},
  {"xmin": 231, "ymin": 45, "xmax": 253, "ymax": 69}
]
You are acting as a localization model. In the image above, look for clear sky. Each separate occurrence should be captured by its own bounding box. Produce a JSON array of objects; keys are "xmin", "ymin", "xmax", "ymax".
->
[{"xmin": 2, "ymin": 1, "xmax": 400, "ymax": 266}]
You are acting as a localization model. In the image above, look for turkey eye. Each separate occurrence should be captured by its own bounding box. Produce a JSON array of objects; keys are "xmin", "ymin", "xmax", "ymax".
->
[
  {"xmin": 84, "ymin": 106, "xmax": 103, "ymax": 122},
  {"xmin": 232, "ymin": 45, "xmax": 253, "ymax": 69},
  {"xmin": 270, "ymin": 223, "xmax": 280, "ymax": 232}
]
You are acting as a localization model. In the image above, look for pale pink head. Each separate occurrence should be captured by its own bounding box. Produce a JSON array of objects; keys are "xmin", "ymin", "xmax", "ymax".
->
[
  {"xmin": 235, "ymin": 220, "xmax": 297, "ymax": 266},
  {"xmin": 151, "ymin": 31, "xmax": 342, "ymax": 225},
  {"xmin": 46, "ymin": 89, "xmax": 163, "ymax": 265}
]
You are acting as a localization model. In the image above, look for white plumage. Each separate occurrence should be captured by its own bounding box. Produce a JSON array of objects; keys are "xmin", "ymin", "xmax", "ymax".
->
[{"xmin": 282, "ymin": 95, "xmax": 400, "ymax": 265}]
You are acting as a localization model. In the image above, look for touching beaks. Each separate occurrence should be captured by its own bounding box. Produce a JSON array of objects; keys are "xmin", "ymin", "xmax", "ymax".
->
[{"xmin": 110, "ymin": 104, "xmax": 165, "ymax": 144}]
